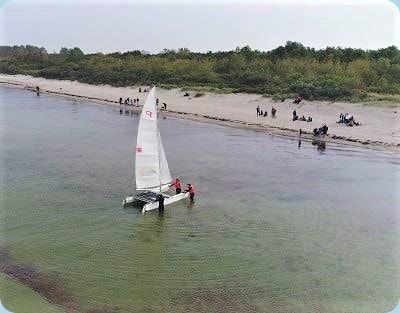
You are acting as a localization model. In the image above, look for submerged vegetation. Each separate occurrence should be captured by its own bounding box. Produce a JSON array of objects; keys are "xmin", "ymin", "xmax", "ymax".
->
[{"xmin": 1, "ymin": 42, "xmax": 399, "ymax": 102}]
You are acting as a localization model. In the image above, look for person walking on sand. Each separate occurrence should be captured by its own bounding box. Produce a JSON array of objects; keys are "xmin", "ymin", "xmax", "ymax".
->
[
  {"xmin": 136, "ymin": 98, "xmax": 139, "ymax": 106},
  {"xmin": 256, "ymin": 105, "xmax": 260, "ymax": 116},
  {"xmin": 185, "ymin": 184, "xmax": 195, "ymax": 202},
  {"xmin": 271, "ymin": 107, "xmax": 276, "ymax": 118},
  {"xmin": 170, "ymin": 178, "xmax": 182, "ymax": 194}
]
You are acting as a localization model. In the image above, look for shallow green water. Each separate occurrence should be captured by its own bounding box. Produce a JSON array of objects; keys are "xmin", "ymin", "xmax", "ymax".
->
[{"xmin": 0, "ymin": 86, "xmax": 399, "ymax": 313}]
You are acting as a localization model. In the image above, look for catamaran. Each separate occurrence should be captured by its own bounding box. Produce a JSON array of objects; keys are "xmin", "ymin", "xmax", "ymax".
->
[{"xmin": 123, "ymin": 87, "xmax": 189, "ymax": 213}]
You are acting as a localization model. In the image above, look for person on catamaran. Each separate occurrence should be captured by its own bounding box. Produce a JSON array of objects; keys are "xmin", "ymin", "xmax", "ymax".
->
[
  {"xmin": 170, "ymin": 178, "xmax": 182, "ymax": 194},
  {"xmin": 185, "ymin": 184, "xmax": 195, "ymax": 201}
]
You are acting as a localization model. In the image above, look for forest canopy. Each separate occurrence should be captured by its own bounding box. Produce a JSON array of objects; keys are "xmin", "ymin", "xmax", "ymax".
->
[{"xmin": 1, "ymin": 42, "xmax": 399, "ymax": 102}]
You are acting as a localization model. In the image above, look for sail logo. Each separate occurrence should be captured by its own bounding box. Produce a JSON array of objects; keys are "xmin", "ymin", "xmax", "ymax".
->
[
  {"xmin": 145, "ymin": 111, "xmax": 154, "ymax": 118},
  {"xmin": 138, "ymin": 168, "xmax": 157, "ymax": 177},
  {"xmin": 136, "ymin": 146, "xmax": 143, "ymax": 154}
]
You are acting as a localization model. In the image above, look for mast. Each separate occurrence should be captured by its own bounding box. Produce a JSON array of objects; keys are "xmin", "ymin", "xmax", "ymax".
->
[{"xmin": 155, "ymin": 86, "xmax": 162, "ymax": 194}]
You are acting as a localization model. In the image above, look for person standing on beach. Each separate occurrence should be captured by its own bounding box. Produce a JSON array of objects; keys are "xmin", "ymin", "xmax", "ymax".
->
[
  {"xmin": 170, "ymin": 178, "xmax": 182, "ymax": 194},
  {"xmin": 271, "ymin": 107, "xmax": 276, "ymax": 118},
  {"xmin": 136, "ymin": 98, "xmax": 139, "ymax": 106},
  {"xmin": 293, "ymin": 110, "xmax": 298, "ymax": 121},
  {"xmin": 119, "ymin": 97, "xmax": 122, "ymax": 105},
  {"xmin": 256, "ymin": 106, "xmax": 260, "ymax": 116}
]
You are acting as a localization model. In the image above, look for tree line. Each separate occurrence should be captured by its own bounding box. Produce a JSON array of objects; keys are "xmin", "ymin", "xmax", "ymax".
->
[{"xmin": 0, "ymin": 42, "xmax": 399, "ymax": 102}]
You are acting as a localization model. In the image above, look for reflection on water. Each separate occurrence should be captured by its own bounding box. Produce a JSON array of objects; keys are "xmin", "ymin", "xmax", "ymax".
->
[
  {"xmin": 0, "ymin": 86, "xmax": 399, "ymax": 313},
  {"xmin": 312, "ymin": 139, "xmax": 326, "ymax": 151}
]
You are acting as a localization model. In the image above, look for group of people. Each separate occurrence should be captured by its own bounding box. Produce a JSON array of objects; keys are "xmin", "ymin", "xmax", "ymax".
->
[
  {"xmin": 157, "ymin": 178, "xmax": 195, "ymax": 213},
  {"xmin": 119, "ymin": 97, "xmax": 140, "ymax": 107},
  {"xmin": 293, "ymin": 96, "xmax": 303, "ymax": 105},
  {"xmin": 337, "ymin": 113, "xmax": 360, "ymax": 127},
  {"xmin": 292, "ymin": 110, "xmax": 312, "ymax": 122},
  {"xmin": 313, "ymin": 124, "xmax": 329, "ymax": 136},
  {"xmin": 170, "ymin": 178, "xmax": 195, "ymax": 201},
  {"xmin": 256, "ymin": 106, "xmax": 277, "ymax": 118}
]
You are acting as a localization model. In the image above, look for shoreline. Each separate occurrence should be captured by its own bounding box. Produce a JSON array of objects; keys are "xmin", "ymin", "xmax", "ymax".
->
[{"xmin": 1, "ymin": 75, "xmax": 399, "ymax": 153}]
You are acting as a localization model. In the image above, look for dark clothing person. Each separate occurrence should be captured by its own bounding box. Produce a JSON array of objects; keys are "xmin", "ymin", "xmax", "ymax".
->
[
  {"xmin": 263, "ymin": 111, "xmax": 268, "ymax": 117},
  {"xmin": 293, "ymin": 110, "xmax": 298, "ymax": 121},
  {"xmin": 157, "ymin": 194, "xmax": 165, "ymax": 213},
  {"xmin": 163, "ymin": 103, "xmax": 167, "ymax": 110},
  {"xmin": 119, "ymin": 97, "xmax": 122, "ymax": 105},
  {"xmin": 271, "ymin": 107, "xmax": 276, "ymax": 118},
  {"xmin": 256, "ymin": 106, "xmax": 260, "ymax": 116},
  {"xmin": 139, "ymin": 88, "xmax": 142, "ymax": 92},
  {"xmin": 156, "ymin": 98, "xmax": 159, "ymax": 106}
]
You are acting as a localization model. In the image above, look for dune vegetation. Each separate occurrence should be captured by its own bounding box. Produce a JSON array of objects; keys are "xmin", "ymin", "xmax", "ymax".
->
[{"xmin": 1, "ymin": 42, "xmax": 399, "ymax": 102}]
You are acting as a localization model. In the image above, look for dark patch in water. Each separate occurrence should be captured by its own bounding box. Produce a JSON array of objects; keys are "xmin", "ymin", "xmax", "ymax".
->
[
  {"xmin": 0, "ymin": 246, "xmax": 123, "ymax": 313},
  {"xmin": 86, "ymin": 308, "xmax": 122, "ymax": 313},
  {"xmin": 172, "ymin": 288, "xmax": 260, "ymax": 313},
  {"xmin": 0, "ymin": 246, "xmax": 78, "ymax": 310}
]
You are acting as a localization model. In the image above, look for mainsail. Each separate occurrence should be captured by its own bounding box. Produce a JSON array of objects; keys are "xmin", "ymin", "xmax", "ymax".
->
[
  {"xmin": 158, "ymin": 131, "xmax": 172, "ymax": 185},
  {"xmin": 135, "ymin": 87, "xmax": 172, "ymax": 190}
]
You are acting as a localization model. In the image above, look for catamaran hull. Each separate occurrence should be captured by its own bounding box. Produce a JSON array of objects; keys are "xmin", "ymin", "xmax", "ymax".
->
[
  {"xmin": 122, "ymin": 192, "xmax": 190, "ymax": 213},
  {"xmin": 142, "ymin": 192, "xmax": 189, "ymax": 213},
  {"xmin": 123, "ymin": 196, "xmax": 136, "ymax": 206}
]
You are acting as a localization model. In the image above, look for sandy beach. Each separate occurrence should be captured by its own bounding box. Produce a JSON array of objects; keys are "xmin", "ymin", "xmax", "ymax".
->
[{"xmin": 1, "ymin": 74, "xmax": 399, "ymax": 152}]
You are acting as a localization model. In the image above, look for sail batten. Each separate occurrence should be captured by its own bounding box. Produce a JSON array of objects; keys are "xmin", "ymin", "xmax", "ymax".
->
[{"xmin": 135, "ymin": 87, "xmax": 171, "ymax": 191}]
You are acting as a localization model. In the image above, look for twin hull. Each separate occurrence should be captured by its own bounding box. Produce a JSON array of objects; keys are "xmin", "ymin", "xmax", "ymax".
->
[{"xmin": 123, "ymin": 192, "xmax": 190, "ymax": 213}]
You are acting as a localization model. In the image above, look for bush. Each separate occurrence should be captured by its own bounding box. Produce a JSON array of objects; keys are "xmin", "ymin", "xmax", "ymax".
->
[{"xmin": 1, "ymin": 42, "xmax": 399, "ymax": 102}]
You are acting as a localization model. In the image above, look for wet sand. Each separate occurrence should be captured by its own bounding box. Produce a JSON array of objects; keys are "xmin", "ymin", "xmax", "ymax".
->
[{"xmin": 1, "ymin": 74, "xmax": 399, "ymax": 152}]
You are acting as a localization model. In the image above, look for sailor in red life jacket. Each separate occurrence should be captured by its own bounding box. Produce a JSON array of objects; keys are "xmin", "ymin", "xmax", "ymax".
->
[
  {"xmin": 170, "ymin": 178, "xmax": 182, "ymax": 194},
  {"xmin": 185, "ymin": 184, "xmax": 195, "ymax": 201}
]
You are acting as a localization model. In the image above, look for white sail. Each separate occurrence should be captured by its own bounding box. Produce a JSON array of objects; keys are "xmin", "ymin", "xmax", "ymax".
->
[
  {"xmin": 135, "ymin": 87, "xmax": 171, "ymax": 191},
  {"xmin": 135, "ymin": 87, "xmax": 160, "ymax": 190},
  {"xmin": 158, "ymin": 131, "xmax": 172, "ymax": 185}
]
